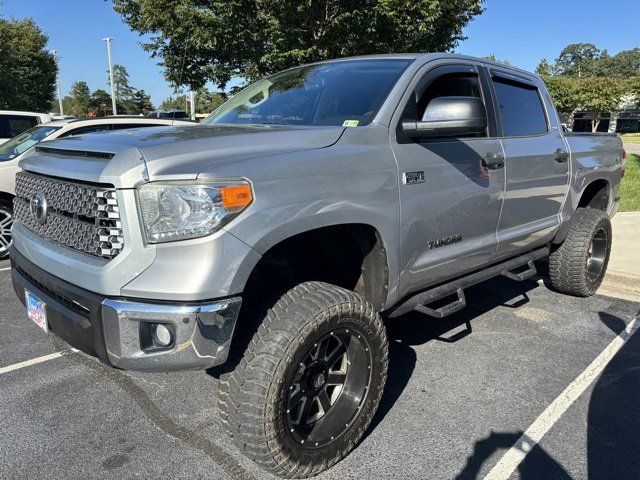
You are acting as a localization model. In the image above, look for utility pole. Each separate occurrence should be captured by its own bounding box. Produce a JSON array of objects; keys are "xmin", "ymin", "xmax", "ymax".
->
[
  {"xmin": 50, "ymin": 50, "xmax": 64, "ymax": 116},
  {"xmin": 103, "ymin": 37, "xmax": 117, "ymax": 115},
  {"xmin": 190, "ymin": 91, "xmax": 196, "ymax": 120}
]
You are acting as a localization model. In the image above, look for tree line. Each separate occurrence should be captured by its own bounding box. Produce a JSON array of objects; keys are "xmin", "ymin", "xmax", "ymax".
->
[
  {"xmin": 113, "ymin": 0, "xmax": 486, "ymax": 90},
  {"xmin": 159, "ymin": 89, "xmax": 227, "ymax": 114},
  {"xmin": 60, "ymin": 64, "xmax": 153, "ymax": 117},
  {"xmin": 0, "ymin": 17, "xmax": 56, "ymax": 111},
  {"xmin": 536, "ymin": 43, "xmax": 640, "ymax": 131}
]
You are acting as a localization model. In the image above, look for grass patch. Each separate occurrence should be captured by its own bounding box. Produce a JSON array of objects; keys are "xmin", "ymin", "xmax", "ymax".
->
[
  {"xmin": 620, "ymin": 154, "xmax": 640, "ymax": 212},
  {"xmin": 621, "ymin": 133, "xmax": 640, "ymax": 144}
]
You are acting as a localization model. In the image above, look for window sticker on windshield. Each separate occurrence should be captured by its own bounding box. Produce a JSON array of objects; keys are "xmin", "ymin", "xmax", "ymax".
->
[{"xmin": 342, "ymin": 120, "xmax": 360, "ymax": 127}]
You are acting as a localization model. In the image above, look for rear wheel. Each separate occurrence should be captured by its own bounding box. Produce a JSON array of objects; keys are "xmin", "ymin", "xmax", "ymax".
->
[
  {"xmin": 548, "ymin": 207, "xmax": 611, "ymax": 296},
  {"xmin": 0, "ymin": 199, "xmax": 13, "ymax": 260},
  {"xmin": 220, "ymin": 281, "xmax": 388, "ymax": 478}
]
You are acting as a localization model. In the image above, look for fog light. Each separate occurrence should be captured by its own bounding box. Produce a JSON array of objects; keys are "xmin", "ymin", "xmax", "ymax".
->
[{"xmin": 153, "ymin": 324, "xmax": 172, "ymax": 347}]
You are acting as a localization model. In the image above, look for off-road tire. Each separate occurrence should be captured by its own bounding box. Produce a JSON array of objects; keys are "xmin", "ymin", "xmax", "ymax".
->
[
  {"xmin": 218, "ymin": 281, "xmax": 388, "ymax": 478},
  {"xmin": 0, "ymin": 199, "xmax": 13, "ymax": 261},
  {"xmin": 549, "ymin": 207, "xmax": 611, "ymax": 297}
]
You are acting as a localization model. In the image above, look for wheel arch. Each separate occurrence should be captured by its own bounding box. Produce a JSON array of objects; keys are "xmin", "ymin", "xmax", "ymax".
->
[
  {"xmin": 577, "ymin": 179, "xmax": 610, "ymax": 211},
  {"xmin": 239, "ymin": 222, "xmax": 391, "ymax": 312}
]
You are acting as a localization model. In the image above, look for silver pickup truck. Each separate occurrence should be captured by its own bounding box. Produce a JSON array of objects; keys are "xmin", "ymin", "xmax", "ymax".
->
[{"xmin": 10, "ymin": 54, "xmax": 623, "ymax": 478}]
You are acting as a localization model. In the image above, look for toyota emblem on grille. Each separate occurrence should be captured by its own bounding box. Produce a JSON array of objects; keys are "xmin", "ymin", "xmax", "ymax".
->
[{"xmin": 30, "ymin": 192, "xmax": 48, "ymax": 225}]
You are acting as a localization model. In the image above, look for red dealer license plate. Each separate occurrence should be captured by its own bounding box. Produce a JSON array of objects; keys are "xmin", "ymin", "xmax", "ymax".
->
[{"xmin": 25, "ymin": 289, "xmax": 48, "ymax": 332}]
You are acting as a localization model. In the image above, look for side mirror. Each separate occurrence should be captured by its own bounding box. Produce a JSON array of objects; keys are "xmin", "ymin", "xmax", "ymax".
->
[{"xmin": 401, "ymin": 96, "xmax": 487, "ymax": 139}]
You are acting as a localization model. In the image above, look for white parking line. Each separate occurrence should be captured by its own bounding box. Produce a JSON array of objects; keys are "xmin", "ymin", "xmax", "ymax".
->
[
  {"xmin": 484, "ymin": 315, "xmax": 640, "ymax": 480},
  {"xmin": 0, "ymin": 349, "xmax": 78, "ymax": 376},
  {"xmin": 0, "ymin": 267, "xmax": 10, "ymax": 272}
]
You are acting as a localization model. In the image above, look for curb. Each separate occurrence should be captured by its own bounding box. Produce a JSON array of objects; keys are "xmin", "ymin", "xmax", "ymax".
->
[{"xmin": 602, "ymin": 270, "xmax": 640, "ymax": 294}]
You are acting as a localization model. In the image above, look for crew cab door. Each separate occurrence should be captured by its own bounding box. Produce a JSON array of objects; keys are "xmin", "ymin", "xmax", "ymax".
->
[
  {"xmin": 487, "ymin": 69, "xmax": 570, "ymax": 258},
  {"xmin": 390, "ymin": 63, "xmax": 506, "ymax": 297}
]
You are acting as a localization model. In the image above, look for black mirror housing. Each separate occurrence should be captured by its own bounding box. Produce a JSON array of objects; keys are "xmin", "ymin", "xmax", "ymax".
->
[{"xmin": 402, "ymin": 96, "xmax": 487, "ymax": 139}]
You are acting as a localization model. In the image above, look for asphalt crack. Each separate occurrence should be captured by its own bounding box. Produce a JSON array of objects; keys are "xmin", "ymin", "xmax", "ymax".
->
[{"xmin": 54, "ymin": 340, "xmax": 255, "ymax": 480}]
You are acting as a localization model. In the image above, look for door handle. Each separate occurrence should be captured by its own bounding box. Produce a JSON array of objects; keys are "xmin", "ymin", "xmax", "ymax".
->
[
  {"xmin": 483, "ymin": 152, "xmax": 504, "ymax": 169},
  {"xmin": 554, "ymin": 149, "xmax": 569, "ymax": 163}
]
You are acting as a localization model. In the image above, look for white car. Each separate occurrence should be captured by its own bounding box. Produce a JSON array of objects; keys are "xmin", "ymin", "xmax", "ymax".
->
[
  {"xmin": 0, "ymin": 116, "xmax": 195, "ymax": 259},
  {"xmin": 0, "ymin": 111, "xmax": 52, "ymax": 145}
]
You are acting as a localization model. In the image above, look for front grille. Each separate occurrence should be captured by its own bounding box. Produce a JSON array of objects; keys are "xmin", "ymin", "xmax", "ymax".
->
[{"xmin": 13, "ymin": 171, "xmax": 124, "ymax": 258}]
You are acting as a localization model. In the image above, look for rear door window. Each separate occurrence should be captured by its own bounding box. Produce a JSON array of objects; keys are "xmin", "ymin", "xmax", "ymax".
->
[{"xmin": 492, "ymin": 78, "xmax": 548, "ymax": 136}]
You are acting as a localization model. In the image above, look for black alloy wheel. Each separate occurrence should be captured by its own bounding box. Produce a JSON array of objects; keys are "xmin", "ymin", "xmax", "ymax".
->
[
  {"xmin": 586, "ymin": 226, "xmax": 608, "ymax": 282},
  {"xmin": 286, "ymin": 328, "xmax": 372, "ymax": 447}
]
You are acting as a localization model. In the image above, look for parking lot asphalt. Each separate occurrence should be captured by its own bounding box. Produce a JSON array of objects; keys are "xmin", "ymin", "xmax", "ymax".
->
[{"xmin": 1, "ymin": 258, "xmax": 638, "ymax": 480}]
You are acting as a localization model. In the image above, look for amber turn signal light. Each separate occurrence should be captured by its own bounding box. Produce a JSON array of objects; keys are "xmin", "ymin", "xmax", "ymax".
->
[{"xmin": 221, "ymin": 184, "xmax": 253, "ymax": 209}]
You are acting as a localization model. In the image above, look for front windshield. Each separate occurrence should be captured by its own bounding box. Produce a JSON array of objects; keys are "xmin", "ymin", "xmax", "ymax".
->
[
  {"xmin": 0, "ymin": 125, "xmax": 60, "ymax": 161},
  {"xmin": 203, "ymin": 59, "xmax": 411, "ymax": 127}
]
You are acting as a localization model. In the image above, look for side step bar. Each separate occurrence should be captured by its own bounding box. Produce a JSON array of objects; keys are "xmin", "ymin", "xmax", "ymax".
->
[{"xmin": 388, "ymin": 247, "xmax": 549, "ymax": 318}]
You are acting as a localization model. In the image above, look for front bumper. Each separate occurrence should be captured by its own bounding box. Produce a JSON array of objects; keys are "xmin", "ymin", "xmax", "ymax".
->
[{"xmin": 11, "ymin": 247, "xmax": 241, "ymax": 372}]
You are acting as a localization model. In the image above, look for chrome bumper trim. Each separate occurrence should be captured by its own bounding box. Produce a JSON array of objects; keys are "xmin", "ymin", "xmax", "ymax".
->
[{"xmin": 101, "ymin": 297, "xmax": 242, "ymax": 371}]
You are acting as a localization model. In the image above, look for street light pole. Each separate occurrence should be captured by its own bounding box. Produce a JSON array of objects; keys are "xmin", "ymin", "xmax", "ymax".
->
[
  {"xmin": 50, "ymin": 50, "xmax": 64, "ymax": 116},
  {"xmin": 103, "ymin": 37, "xmax": 117, "ymax": 116}
]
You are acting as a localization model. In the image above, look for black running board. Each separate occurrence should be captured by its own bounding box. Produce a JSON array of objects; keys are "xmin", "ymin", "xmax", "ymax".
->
[{"xmin": 388, "ymin": 247, "xmax": 549, "ymax": 318}]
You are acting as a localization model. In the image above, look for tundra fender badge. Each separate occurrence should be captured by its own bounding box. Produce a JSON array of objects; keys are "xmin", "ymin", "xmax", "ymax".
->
[
  {"xmin": 403, "ymin": 171, "xmax": 425, "ymax": 184},
  {"xmin": 428, "ymin": 234, "xmax": 463, "ymax": 249}
]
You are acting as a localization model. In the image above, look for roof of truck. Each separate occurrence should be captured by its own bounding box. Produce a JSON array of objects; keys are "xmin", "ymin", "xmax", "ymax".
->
[{"xmin": 315, "ymin": 53, "xmax": 541, "ymax": 79}]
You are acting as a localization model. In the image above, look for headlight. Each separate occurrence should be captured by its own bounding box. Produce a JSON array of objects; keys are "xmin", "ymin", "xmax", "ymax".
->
[{"xmin": 137, "ymin": 181, "xmax": 252, "ymax": 243}]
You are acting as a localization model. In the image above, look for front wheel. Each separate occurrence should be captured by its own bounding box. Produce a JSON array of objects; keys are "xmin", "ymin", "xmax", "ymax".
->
[
  {"xmin": 0, "ymin": 199, "xmax": 13, "ymax": 260},
  {"xmin": 220, "ymin": 282, "xmax": 388, "ymax": 478},
  {"xmin": 548, "ymin": 207, "xmax": 612, "ymax": 297}
]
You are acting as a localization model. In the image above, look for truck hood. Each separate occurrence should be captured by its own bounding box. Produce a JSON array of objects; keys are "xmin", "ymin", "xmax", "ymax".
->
[{"xmin": 19, "ymin": 124, "xmax": 345, "ymax": 187}]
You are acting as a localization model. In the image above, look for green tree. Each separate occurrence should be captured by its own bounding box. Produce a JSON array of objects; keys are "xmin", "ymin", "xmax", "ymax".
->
[
  {"xmin": 108, "ymin": 64, "xmax": 135, "ymax": 101},
  {"xmin": 107, "ymin": 64, "xmax": 151, "ymax": 114},
  {"xmin": 554, "ymin": 43, "xmax": 606, "ymax": 77},
  {"xmin": 535, "ymin": 58, "xmax": 559, "ymax": 77},
  {"xmin": 541, "ymin": 76, "xmax": 580, "ymax": 113},
  {"xmin": 575, "ymin": 77, "xmax": 629, "ymax": 132},
  {"xmin": 131, "ymin": 89, "xmax": 154, "ymax": 114},
  {"xmin": 90, "ymin": 89, "xmax": 113, "ymax": 116},
  {"xmin": 49, "ymin": 96, "xmax": 73, "ymax": 116},
  {"xmin": 159, "ymin": 95, "xmax": 187, "ymax": 111},
  {"xmin": 68, "ymin": 81, "xmax": 92, "ymax": 117},
  {"xmin": 484, "ymin": 54, "xmax": 514, "ymax": 66},
  {"xmin": 0, "ymin": 18, "xmax": 57, "ymax": 111},
  {"xmin": 113, "ymin": 0, "xmax": 485, "ymax": 90},
  {"xmin": 541, "ymin": 44, "xmax": 640, "ymax": 79},
  {"xmin": 196, "ymin": 89, "xmax": 226, "ymax": 114},
  {"xmin": 595, "ymin": 48, "xmax": 640, "ymax": 77},
  {"xmin": 630, "ymin": 77, "xmax": 640, "ymax": 101}
]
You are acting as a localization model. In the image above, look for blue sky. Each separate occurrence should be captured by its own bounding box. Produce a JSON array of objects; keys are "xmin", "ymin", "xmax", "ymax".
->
[{"xmin": 1, "ymin": 0, "xmax": 639, "ymax": 107}]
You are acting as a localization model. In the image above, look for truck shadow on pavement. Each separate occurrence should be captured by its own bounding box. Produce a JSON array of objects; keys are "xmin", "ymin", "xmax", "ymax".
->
[
  {"xmin": 586, "ymin": 310, "xmax": 640, "ymax": 479},
  {"xmin": 365, "ymin": 276, "xmax": 543, "ymax": 439},
  {"xmin": 453, "ymin": 309, "xmax": 640, "ymax": 479},
  {"xmin": 455, "ymin": 431, "xmax": 571, "ymax": 480}
]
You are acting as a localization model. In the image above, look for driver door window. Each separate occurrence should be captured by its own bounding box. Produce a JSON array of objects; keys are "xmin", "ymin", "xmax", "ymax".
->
[{"xmin": 402, "ymin": 72, "xmax": 488, "ymax": 138}]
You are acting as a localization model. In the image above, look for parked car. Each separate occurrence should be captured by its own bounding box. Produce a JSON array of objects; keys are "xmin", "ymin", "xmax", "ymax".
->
[
  {"xmin": 10, "ymin": 54, "xmax": 623, "ymax": 478},
  {"xmin": 145, "ymin": 109, "xmax": 189, "ymax": 119},
  {"xmin": 0, "ymin": 116, "xmax": 195, "ymax": 259},
  {"xmin": 0, "ymin": 111, "xmax": 52, "ymax": 145}
]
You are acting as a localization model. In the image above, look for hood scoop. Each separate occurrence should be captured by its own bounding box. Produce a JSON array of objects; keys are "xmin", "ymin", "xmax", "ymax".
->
[{"xmin": 35, "ymin": 146, "xmax": 115, "ymax": 160}]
